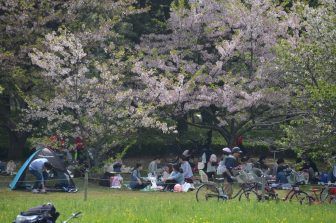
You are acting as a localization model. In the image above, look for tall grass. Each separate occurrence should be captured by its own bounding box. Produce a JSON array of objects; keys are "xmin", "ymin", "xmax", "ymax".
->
[{"xmin": 1, "ymin": 182, "xmax": 335, "ymax": 223}]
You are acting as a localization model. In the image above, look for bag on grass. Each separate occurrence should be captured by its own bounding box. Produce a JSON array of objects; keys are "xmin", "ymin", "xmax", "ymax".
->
[
  {"xmin": 13, "ymin": 203, "xmax": 59, "ymax": 223},
  {"xmin": 182, "ymin": 182, "xmax": 191, "ymax": 192}
]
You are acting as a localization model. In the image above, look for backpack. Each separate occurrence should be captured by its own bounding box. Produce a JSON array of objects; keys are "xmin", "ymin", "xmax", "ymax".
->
[{"xmin": 14, "ymin": 203, "xmax": 59, "ymax": 223}]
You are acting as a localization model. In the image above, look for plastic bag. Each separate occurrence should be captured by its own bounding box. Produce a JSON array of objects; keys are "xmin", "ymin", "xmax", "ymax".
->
[{"xmin": 182, "ymin": 182, "xmax": 191, "ymax": 192}]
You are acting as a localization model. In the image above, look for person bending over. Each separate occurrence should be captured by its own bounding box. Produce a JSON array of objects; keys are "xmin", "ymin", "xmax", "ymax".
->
[{"xmin": 29, "ymin": 158, "xmax": 53, "ymax": 193}]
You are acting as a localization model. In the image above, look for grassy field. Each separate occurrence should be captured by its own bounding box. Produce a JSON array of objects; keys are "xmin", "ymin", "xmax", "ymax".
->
[{"xmin": 1, "ymin": 177, "xmax": 335, "ymax": 223}]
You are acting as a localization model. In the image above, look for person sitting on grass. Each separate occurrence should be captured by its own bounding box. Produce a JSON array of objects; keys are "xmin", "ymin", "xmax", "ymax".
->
[
  {"xmin": 6, "ymin": 160, "xmax": 16, "ymax": 175},
  {"xmin": 110, "ymin": 173, "xmax": 123, "ymax": 189},
  {"xmin": 161, "ymin": 164, "xmax": 173, "ymax": 181},
  {"xmin": 148, "ymin": 157, "xmax": 161, "ymax": 177},
  {"xmin": 180, "ymin": 156, "xmax": 193, "ymax": 183},
  {"xmin": 28, "ymin": 158, "xmax": 53, "ymax": 193},
  {"xmin": 276, "ymin": 158, "xmax": 289, "ymax": 184},
  {"xmin": 255, "ymin": 155, "xmax": 269, "ymax": 172},
  {"xmin": 162, "ymin": 164, "xmax": 184, "ymax": 191},
  {"xmin": 129, "ymin": 163, "xmax": 148, "ymax": 190}
]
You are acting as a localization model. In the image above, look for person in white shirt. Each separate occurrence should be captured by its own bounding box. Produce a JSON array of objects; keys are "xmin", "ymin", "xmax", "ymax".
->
[
  {"xmin": 148, "ymin": 157, "xmax": 161, "ymax": 176},
  {"xmin": 6, "ymin": 160, "xmax": 16, "ymax": 175},
  {"xmin": 180, "ymin": 156, "xmax": 193, "ymax": 183},
  {"xmin": 29, "ymin": 158, "xmax": 53, "ymax": 193},
  {"xmin": 206, "ymin": 154, "xmax": 217, "ymax": 180}
]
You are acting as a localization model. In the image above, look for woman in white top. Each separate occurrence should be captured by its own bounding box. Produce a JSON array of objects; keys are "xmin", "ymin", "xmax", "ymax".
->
[
  {"xmin": 180, "ymin": 156, "xmax": 193, "ymax": 183},
  {"xmin": 206, "ymin": 154, "xmax": 217, "ymax": 180}
]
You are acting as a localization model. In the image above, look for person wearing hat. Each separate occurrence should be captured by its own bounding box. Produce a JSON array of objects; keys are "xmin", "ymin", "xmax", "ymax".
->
[
  {"xmin": 217, "ymin": 148, "xmax": 231, "ymax": 176},
  {"xmin": 182, "ymin": 150, "xmax": 191, "ymax": 158},
  {"xmin": 221, "ymin": 147, "xmax": 231, "ymax": 163},
  {"xmin": 225, "ymin": 147, "xmax": 242, "ymax": 170},
  {"xmin": 223, "ymin": 147, "xmax": 242, "ymax": 198}
]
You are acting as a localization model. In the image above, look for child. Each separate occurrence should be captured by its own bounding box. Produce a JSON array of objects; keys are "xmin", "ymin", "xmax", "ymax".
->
[
  {"xmin": 110, "ymin": 173, "xmax": 123, "ymax": 189},
  {"xmin": 161, "ymin": 165, "xmax": 172, "ymax": 181}
]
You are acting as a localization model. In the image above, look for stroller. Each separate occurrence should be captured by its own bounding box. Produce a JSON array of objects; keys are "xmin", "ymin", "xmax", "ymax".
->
[{"xmin": 13, "ymin": 203, "xmax": 81, "ymax": 223}]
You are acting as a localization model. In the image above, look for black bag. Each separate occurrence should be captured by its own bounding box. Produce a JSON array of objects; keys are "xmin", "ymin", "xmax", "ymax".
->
[{"xmin": 14, "ymin": 203, "xmax": 59, "ymax": 223}]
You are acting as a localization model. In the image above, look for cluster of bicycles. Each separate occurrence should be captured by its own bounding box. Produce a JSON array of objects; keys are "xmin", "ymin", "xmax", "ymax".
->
[{"xmin": 195, "ymin": 169, "xmax": 336, "ymax": 205}]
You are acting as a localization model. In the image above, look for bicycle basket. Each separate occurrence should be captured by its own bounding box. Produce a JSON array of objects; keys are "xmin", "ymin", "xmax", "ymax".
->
[
  {"xmin": 287, "ymin": 171, "xmax": 308, "ymax": 185},
  {"xmin": 236, "ymin": 171, "xmax": 258, "ymax": 184}
]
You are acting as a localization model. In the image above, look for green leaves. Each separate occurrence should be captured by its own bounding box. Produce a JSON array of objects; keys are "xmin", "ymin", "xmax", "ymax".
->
[{"xmin": 277, "ymin": 1, "xmax": 336, "ymax": 156}]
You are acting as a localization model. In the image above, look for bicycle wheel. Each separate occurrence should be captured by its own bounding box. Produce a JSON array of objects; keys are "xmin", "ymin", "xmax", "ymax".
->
[
  {"xmin": 330, "ymin": 195, "xmax": 336, "ymax": 204},
  {"xmin": 196, "ymin": 183, "xmax": 220, "ymax": 202},
  {"xmin": 239, "ymin": 189, "xmax": 260, "ymax": 202},
  {"xmin": 289, "ymin": 191, "xmax": 314, "ymax": 205},
  {"xmin": 320, "ymin": 187, "xmax": 329, "ymax": 203}
]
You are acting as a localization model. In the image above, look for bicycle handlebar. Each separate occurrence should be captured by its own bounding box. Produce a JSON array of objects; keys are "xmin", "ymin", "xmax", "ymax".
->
[
  {"xmin": 62, "ymin": 211, "xmax": 82, "ymax": 223},
  {"xmin": 73, "ymin": 212, "xmax": 82, "ymax": 217}
]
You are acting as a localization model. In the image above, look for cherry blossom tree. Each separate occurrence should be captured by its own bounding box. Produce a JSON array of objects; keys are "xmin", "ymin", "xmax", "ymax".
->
[
  {"xmin": 22, "ymin": 1, "xmax": 152, "ymax": 155},
  {"xmin": 133, "ymin": 0, "xmax": 291, "ymax": 146}
]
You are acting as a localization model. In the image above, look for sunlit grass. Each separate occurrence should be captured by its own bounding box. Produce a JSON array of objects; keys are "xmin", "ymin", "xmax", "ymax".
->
[{"xmin": 1, "ymin": 182, "xmax": 335, "ymax": 223}]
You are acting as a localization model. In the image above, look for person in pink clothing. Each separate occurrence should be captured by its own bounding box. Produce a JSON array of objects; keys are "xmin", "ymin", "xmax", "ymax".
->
[{"xmin": 110, "ymin": 173, "xmax": 123, "ymax": 189}]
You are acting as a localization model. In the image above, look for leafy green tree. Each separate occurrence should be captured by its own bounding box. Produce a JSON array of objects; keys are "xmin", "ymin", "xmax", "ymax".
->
[
  {"xmin": 277, "ymin": 0, "xmax": 336, "ymax": 157},
  {"xmin": 0, "ymin": 0, "xmax": 68, "ymax": 159}
]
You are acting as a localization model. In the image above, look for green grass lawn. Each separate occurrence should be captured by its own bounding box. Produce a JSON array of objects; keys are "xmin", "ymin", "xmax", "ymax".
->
[{"xmin": 1, "ymin": 177, "xmax": 335, "ymax": 223}]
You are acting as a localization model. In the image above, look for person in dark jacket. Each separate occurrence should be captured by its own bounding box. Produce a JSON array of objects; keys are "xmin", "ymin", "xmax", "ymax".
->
[{"xmin": 223, "ymin": 147, "xmax": 242, "ymax": 198}]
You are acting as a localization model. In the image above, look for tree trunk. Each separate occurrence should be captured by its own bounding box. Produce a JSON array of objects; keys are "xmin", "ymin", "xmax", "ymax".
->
[
  {"xmin": 227, "ymin": 136, "xmax": 236, "ymax": 148},
  {"xmin": 206, "ymin": 130, "xmax": 212, "ymax": 147},
  {"xmin": 7, "ymin": 130, "xmax": 28, "ymax": 160}
]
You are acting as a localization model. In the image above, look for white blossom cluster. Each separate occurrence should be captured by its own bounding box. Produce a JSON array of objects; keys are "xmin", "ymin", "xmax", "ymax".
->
[{"xmin": 133, "ymin": 0, "xmax": 292, "ymax": 144}]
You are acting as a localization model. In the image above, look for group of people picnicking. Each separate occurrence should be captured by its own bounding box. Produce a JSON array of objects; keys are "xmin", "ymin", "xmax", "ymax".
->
[
  {"xmin": 3, "ymin": 145, "xmax": 336, "ymax": 194},
  {"xmin": 128, "ymin": 156, "xmax": 194, "ymax": 191},
  {"xmin": 106, "ymin": 147, "xmax": 336, "ymax": 195}
]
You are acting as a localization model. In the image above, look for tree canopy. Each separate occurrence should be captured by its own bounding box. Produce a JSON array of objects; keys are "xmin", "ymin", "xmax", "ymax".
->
[{"xmin": 0, "ymin": 0, "xmax": 335, "ymax": 160}]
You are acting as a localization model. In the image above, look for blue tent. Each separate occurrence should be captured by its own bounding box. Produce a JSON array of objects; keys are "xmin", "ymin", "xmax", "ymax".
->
[
  {"xmin": 9, "ymin": 147, "xmax": 76, "ymax": 191},
  {"xmin": 9, "ymin": 149, "xmax": 41, "ymax": 189}
]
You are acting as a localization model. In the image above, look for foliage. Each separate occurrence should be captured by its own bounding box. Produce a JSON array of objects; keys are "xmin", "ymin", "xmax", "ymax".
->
[
  {"xmin": 277, "ymin": 0, "xmax": 336, "ymax": 157},
  {"xmin": 0, "ymin": 0, "xmax": 69, "ymax": 158}
]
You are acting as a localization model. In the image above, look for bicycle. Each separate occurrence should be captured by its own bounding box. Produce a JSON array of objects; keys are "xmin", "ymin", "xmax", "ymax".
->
[
  {"xmin": 281, "ymin": 183, "xmax": 314, "ymax": 204},
  {"xmin": 195, "ymin": 170, "xmax": 260, "ymax": 202},
  {"xmin": 244, "ymin": 168, "xmax": 279, "ymax": 201},
  {"xmin": 319, "ymin": 183, "xmax": 336, "ymax": 204}
]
